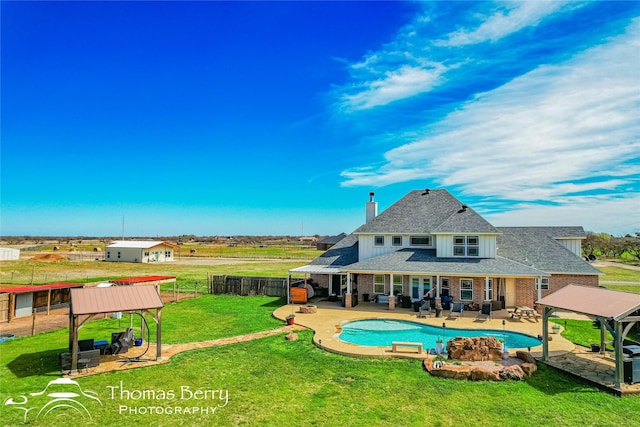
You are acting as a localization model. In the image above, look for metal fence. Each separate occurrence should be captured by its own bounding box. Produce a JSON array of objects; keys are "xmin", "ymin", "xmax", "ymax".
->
[{"xmin": 208, "ymin": 275, "xmax": 288, "ymax": 297}]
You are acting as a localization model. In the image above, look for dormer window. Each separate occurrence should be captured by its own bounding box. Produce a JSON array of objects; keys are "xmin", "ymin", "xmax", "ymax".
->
[
  {"xmin": 374, "ymin": 236, "xmax": 385, "ymax": 246},
  {"xmin": 453, "ymin": 235, "xmax": 479, "ymax": 257}
]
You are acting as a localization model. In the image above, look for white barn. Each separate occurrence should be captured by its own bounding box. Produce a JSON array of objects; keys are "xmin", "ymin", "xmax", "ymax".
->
[
  {"xmin": 0, "ymin": 247, "xmax": 20, "ymax": 261},
  {"xmin": 105, "ymin": 240, "xmax": 178, "ymax": 263}
]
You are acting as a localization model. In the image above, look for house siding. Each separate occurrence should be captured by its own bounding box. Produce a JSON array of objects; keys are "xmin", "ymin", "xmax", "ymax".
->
[
  {"xmin": 106, "ymin": 244, "xmax": 174, "ymax": 263},
  {"xmin": 557, "ymin": 239, "xmax": 582, "ymax": 257},
  {"xmin": 435, "ymin": 235, "xmax": 496, "ymax": 258}
]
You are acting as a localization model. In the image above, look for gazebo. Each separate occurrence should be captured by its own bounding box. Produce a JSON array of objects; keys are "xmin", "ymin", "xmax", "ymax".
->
[
  {"xmin": 537, "ymin": 284, "xmax": 640, "ymax": 388},
  {"xmin": 68, "ymin": 285, "xmax": 164, "ymax": 374}
]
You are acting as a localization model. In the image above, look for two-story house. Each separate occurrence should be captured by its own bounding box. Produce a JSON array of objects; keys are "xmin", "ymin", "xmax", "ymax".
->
[{"xmin": 291, "ymin": 189, "xmax": 601, "ymax": 309}]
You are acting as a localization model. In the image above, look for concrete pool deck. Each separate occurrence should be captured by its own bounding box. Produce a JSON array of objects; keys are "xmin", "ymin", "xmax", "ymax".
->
[{"xmin": 273, "ymin": 299, "xmax": 574, "ymax": 359}]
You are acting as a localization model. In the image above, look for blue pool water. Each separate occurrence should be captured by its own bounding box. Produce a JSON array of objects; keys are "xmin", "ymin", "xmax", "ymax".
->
[{"xmin": 339, "ymin": 319, "xmax": 541, "ymax": 350}]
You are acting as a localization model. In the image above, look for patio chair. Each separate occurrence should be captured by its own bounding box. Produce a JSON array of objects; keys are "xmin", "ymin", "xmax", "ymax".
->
[
  {"xmin": 417, "ymin": 301, "xmax": 432, "ymax": 318},
  {"xmin": 475, "ymin": 303, "xmax": 492, "ymax": 321},
  {"xmin": 449, "ymin": 302, "xmax": 464, "ymax": 318}
]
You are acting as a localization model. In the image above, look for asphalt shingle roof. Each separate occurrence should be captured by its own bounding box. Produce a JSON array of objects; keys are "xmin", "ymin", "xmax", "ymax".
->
[
  {"xmin": 299, "ymin": 190, "xmax": 600, "ymax": 278},
  {"xmin": 309, "ymin": 234, "xmax": 358, "ymax": 267},
  {"xmin": 496, "ymin": 227, "xmax": 601, "ymax": 275},
  {"xmin": 343, "ymin": 249, "xmax": 548, "ymax": 277},
  {"xmin": 353, "ymin": 189, "xmax": 499, "ymax": 235}
]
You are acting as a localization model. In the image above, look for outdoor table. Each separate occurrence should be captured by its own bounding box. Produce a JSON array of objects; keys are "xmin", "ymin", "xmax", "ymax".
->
[{"xmin": 515, "ymin": 306, "xmax": 540, "ymax": 321}]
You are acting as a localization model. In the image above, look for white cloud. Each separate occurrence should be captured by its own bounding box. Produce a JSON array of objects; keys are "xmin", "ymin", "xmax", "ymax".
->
[
  {"xmin": 339, "ymin": 18, "xmax": 640, "ymax": 234},
  {"xmin": 335, "ymin": 1, "xmax": 581, "ymax": 111},
  {"xmin": 438, "ymin": 0, "xmax": 578, "ymax": 46},
  {"xmin": 341, "ymin": 19, "xmax": 640, "ymax": 202},
  {"xmin": 339, "ymin": 63, "xmax": 447, "ymax": 111},
  {"xmin": 485, "ymin": 194, "xmax": 640, "ymax": 235}
]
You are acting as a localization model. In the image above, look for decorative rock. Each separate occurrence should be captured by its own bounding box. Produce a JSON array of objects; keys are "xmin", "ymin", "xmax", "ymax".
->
[
  {"xmin": 521, "ymin": 362, "xmax": 537, "ymax": 376},
  {"xmin": 470, "ymin": 367, "xmax": 501, "ymax": 381},
  {"xmin": 430, "ymin": 364, "xmax": 472, "ymax": 380},
  {"xmin": 299, "ymin": 305, "xmax": 317, "ymax": 314},
  {"xmin": 285, "ymin": 332, "xmax": 299, "ymax": 341},
  {"xmin": 499, "ymin": 365, "xmax": 525, "ymax": 381},
  {"xmin": 446, "ymin": 336, "xmax": 503, "ymax": 361},
  {"xmin": 516, "ymin": 351, "xmax": 535, "ymax": 364}
]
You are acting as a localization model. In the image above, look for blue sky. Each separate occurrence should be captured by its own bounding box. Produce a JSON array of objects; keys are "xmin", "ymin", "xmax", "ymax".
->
[{"xmin": 1, "ymin": 1, "xmax": 638, "ymax": 237}]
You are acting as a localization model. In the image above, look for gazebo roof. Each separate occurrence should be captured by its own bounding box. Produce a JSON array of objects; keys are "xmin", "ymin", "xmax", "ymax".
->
[
  {"xmin": 536, "ymin": 284, "xmax": 640, "ymax": 321},
  {"xmin": 70, "ymin": 285, "xmax": 164, "ymax": 315}
]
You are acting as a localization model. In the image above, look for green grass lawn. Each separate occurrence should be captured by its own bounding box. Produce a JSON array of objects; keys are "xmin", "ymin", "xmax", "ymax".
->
[
  {"xmin": 0, "ymin": 258, "xmax": 308, "ymax": 287},
  {"xmin": 550, "ymin": 318, "xmax": 640, "ymax": 348},
  {"xmin": 597, "ymin": 266, "xmax": 640, "ymax": 283},
  {"xmin": 1, "ymin": 296, "xmax": 639, "ymax": 426}
]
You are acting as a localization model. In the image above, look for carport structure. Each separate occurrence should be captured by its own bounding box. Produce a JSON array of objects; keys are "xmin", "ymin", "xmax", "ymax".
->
[
  {"xmin": 537, "ymin": 284, "xmax": 640, "ymax": 389},
  {"xmin": 68, "ymin": 285, "xmax": 164, "ymax": 374}
]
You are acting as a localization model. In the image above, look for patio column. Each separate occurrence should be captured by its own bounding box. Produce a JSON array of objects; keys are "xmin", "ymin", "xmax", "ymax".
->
[
  {"xmin": 345, "ymin": 273, "xmax": 352, "ymax": 309},
  {"xmin": 286, "ymin": 274, "xmax": 290, "ymax": 304},
  {"xmin": 614, "ymin": 320, "xmax": 623, "ymax": 388},
  {"xmin": 388, "ymin": 274, "xmax": 395, "ymax": 311},
  {"xmin": 537, "ymin": 276, "xmax": 542, "ymax": 303},
  {"xmin": 436, "ymin": 275, "xmax": 440, "ymax": 298},
  {"xmin": 541, "ymin": 306, "xmax": 553, "ymax": 361},
  {"xmin": 156, "ymin": 308, "xmax": 163, "ymax": 361}
]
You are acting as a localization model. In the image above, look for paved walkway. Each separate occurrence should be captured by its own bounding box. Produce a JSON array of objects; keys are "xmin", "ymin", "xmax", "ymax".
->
[{"xmin": 67, "ymin": 327, "xmax": 292, "ymax": 378}]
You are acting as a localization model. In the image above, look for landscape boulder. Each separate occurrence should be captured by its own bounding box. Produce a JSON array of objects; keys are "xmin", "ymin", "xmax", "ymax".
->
[
  {"xmin": 446, "ymin": 336, "xmax": 503, "ymax": 361},
  {"xmin": 285, "ymin": 332, "xmax": 298, "ymax": 341},
  {"xmin": 520, "ymin": 362, "xmax": 537, "ymax": 376},
  {"xmin": 470, "ymin": 367, "xmax": 501, "ymax": 381},
  {"xmin": 499, "ymin": 365, "xmax": 526, "ymax": 381},
  {"xmin": 299, "ymin": 305, "xmax": 317, "ymax": 314},
  {"xmin": 516, "ymin": 351, "xmax": 536, "ymax": 364}
]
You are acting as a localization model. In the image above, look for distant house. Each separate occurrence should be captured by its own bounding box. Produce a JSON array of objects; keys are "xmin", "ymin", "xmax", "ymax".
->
[
  {"xmin": 316, "ymin": 233, "xmax": 347, "ymax": 251},
  {"xmin": 291, "ymin": 189, "xmax": 601, "ymax": 309},
  {"xmin": 105, "ymin": 240, "xmax": 178, "ymax": 263}
]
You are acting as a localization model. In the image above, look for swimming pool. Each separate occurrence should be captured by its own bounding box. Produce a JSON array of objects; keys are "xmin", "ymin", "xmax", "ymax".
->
[{"xmin": 339, "ymin": 319, "xmax": 541, "ymax": 350}]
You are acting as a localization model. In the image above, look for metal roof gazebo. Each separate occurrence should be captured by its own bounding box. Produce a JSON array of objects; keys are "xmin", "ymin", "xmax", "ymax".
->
[
  {"xmin": 68, "ymin": 285, "xmax": 164, "ymax": 374},
  {"xmin": 536, "ymin": 284, "xmax": 640, "ymax": 388}
]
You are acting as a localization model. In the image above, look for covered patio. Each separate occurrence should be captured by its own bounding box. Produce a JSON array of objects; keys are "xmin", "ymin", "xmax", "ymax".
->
[
  {"xmin": 68, "ymin": 285, "xmax": 164, "ymax": 374},
  {"xmin": 537, "ymin": 284, "xmax": 640, "ymax": 395}
]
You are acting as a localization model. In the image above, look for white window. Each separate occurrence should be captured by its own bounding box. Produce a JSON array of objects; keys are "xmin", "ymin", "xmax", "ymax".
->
[
  {"xmin": 165, "ymin": 251, "xmax": 171, "ymax": 258},
  {"xmin": 374, "ymin": 236, "xmax": 385, "ymax": 246},
  {"xmin": 460, "ymin": 278, "xmax": 473, "ymax": 301},
  {"xmin": 536, "ymin": 278, "xmax": 549, "ymax": 290},
  {"xmin": 392, "ymin": 236, "xmax": 402, "ymax": 246},
  {"xmin": 106, "ymin": 251, "xmax": 110, "ymax": 259},
  {"xmin": 392, "ymin": 275, "xmax": 403, "ymax": 295},
  {"xmin": 374, "ymin": 275, "xmax": 385, "ymax": 294},
  {"xmin": 453, "ymin": 236, "xmax": 479, "ymax": 257},
  {"xmin": 117, "ymin": 251, "xmax": 121, "ymax": 259},
  {"xmin": 410, "ymin": 236, "xmax": 431, "ymax": 246},
  {"xmin": 144, "ymin": 251, "xmax": 150, "ymax": 256}
]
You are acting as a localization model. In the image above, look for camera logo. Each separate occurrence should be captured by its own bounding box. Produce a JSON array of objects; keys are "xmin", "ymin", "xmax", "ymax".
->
[{"xmin": 4, "ymin": 378, "xmax": 102, "ymax": 422}]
